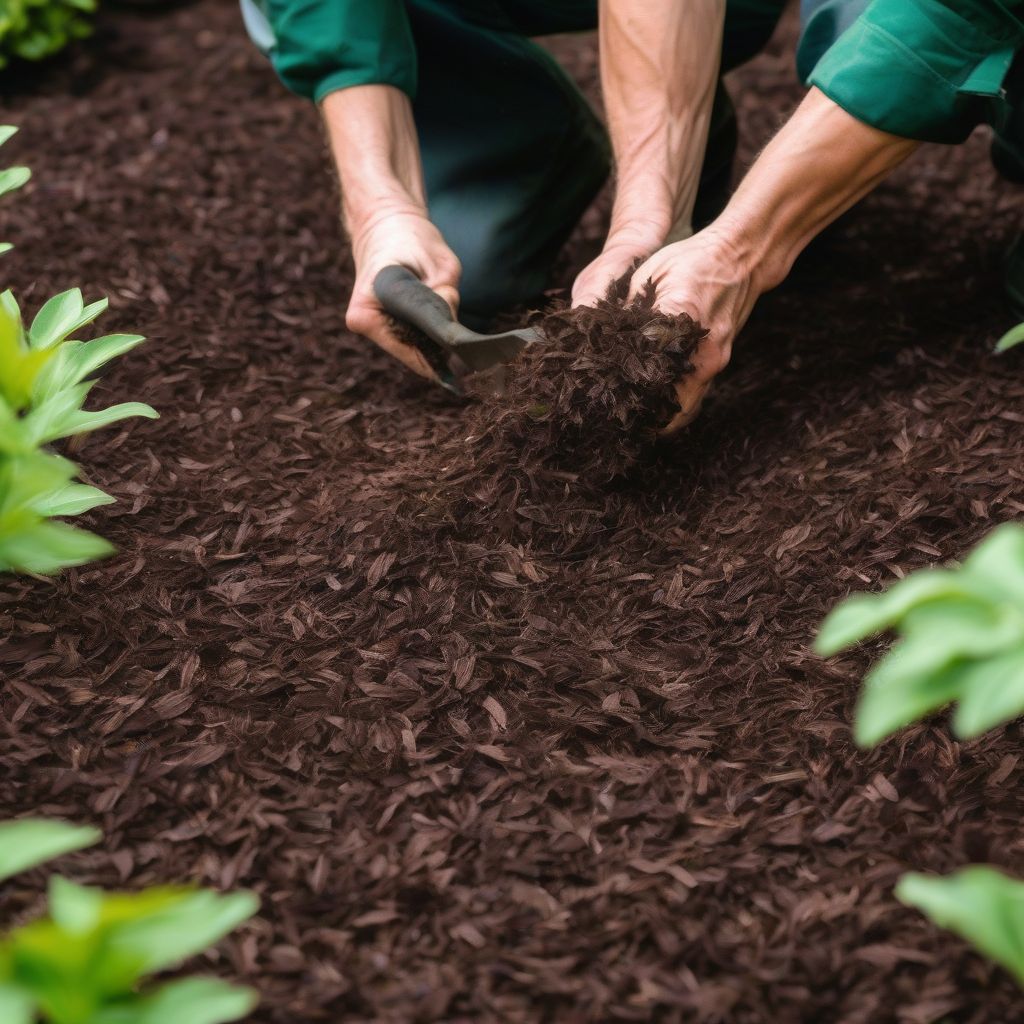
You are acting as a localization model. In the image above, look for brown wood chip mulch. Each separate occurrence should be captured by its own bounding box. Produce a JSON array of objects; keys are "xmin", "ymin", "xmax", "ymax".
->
[{"xmin": 3, "ymin": 3, "xmax": 1024, "ymax": 1022}]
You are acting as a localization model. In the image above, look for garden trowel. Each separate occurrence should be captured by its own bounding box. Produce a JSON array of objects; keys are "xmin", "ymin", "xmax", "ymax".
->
[{"xmin": 373, "ymin": 265, "xmax": 543, "ymax": 391}]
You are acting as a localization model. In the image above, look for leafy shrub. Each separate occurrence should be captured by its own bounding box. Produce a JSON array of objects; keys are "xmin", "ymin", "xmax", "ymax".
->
[
  {"xmin": 897, "ymin": 869, "xmax": 1024, "ymax": 986},
  {"xmin": 0, "ymin": 125, "xmax": 157, "ymax": 573},
  {"xmin": 815, "ymin": 522, "xmax": 1024, "ymax": 747},
  {"xmin": 0, "ymin": 0, "xmax": 95, "ymax": 69},
  {"xmin": 0, "ymin": 819, "xmax": 258, "ymax": 1024},
  {"xmin": 817, "ymin": 523, "xmax": 1024, "ymax": 988}
]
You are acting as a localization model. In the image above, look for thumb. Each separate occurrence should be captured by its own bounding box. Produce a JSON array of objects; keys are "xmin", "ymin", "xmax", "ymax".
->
[{"xmin": 573, "ymin": 248, "xmax": 643, "ymax": 308}]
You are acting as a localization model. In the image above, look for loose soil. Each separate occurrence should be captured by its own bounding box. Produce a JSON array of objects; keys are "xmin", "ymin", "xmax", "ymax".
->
[{"xmin": 3, "ymin": 3, "xmax": 1024, "ymax": 1022}]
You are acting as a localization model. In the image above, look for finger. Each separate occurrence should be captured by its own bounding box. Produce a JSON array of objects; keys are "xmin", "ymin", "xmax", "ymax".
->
[
  {"xmin": 659, "ymin": 379, "xmax": 712, "ymax": 436},
  {"xmin": 431, "ymin": 283, "xmax": 460, "ymax": 319},
  {"xmin": 348, "ymin": 299, "xmax": 440, "ymax": 381},
  {"xmin": 573, "ymin": 252, "xmax": 637, "ymax": 308},
  {"xmin": 374, "ymin": 327, "xmax": 440, "ymax": 381}
]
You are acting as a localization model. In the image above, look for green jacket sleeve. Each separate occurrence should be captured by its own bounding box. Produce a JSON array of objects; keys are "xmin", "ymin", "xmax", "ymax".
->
[
  {"xmin": 798, "ymin": 0, "xmax": 1024, "ymax": 143},
  {"xmin": 261, "ymin": 0, "xmax": 417, "ymax": 104}
]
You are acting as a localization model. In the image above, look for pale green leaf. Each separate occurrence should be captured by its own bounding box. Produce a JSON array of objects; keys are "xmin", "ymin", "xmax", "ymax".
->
[
  {"xmin": 996, "ymin": 322, "xmax": 1024, "ymax": 354},
  {"xmin": 32, "ymin": 482, "xmax": 114, "ymax": 518},
  {"xmin": 0, "ymin": 126, "xmax": 18, "ymax": 148},
  {"xmin": 0, "ymin": 819, "xmax": 100, "ymax": 881},
  {"xmin": 962, "ymin": 523, "xmax": 1024, "ymax": 602},
  {"xmin": 0, "ymin": 166, "xmax": 30, "ymax": 199},
  {"xmin": 0, "ymin": 243, "xmax": 12, "ymax": 256},
  {"xmin": 49, "ymin": 875, "xmax": 104, "ymax": 934},
  {"xmin": 28, "ymin": 288, "xmax": 84, "ymax": 349},
  {"xmin": 0, "ymin": 985, "xmax": 34, "ymax": 1024},
  {"xmin": 93, "ymin": 978, "xmax": 258, "ymax": 1024},
  {"xmin": 951, "ymin": 644, "xmax": 1024, "ymax": 738},
  {"xmin": 854, "ymin": 658, "xmax": 965, "ymax": 747},
  {"xmin": 39, "ymin": 401, "xmax": 160, "ymax": 444},
  {"xmin": 0, "ymin": 520, "xmax": 113, "ymax": 574},
  {"xmin": 897, "ymin": 868, "xmax": 1024, "ymax": 985},
  {"xmin": 109, "ymin": 890, "xmax": 260, "ymax": 974},
  {"xmin": 814, "ymin": 570, "xmax": 980, "ymax": 656}
]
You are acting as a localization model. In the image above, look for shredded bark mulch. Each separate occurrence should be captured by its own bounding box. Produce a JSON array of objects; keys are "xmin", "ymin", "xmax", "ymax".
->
[{"xmin": 3, "ymin": 3, "xmax": 1024, "ymax": 1022}]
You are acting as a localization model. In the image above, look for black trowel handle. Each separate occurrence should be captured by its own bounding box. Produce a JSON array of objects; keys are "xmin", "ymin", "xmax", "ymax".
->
[{"xmin": 373, "ymin": 265, "xmax": 458, "ymax": 349}]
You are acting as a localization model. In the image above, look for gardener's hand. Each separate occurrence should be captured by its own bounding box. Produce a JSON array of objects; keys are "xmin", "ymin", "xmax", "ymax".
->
[
  {"xmin": 321, "ymin": 84, "xmax": 462, "ymax": 381},
  {"xmin": 572, "ymin": 219, "xmax": 672, "ymax": 308},
  {"xmin": 626, "ymin": 89, "xmax": 920, "ymax": 432},
  {"xmin": 628, "ymin": 226, "xmax": 760, "ymax": 433},
  {"xmin": 346, "ymin": 208, "xmax": 462, "ymax": 380}
]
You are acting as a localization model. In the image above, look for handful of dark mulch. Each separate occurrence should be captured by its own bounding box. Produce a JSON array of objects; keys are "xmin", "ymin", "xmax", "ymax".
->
[{"xmin": 461, "ymin": 281, "xmax": 706, "ymax": 484}]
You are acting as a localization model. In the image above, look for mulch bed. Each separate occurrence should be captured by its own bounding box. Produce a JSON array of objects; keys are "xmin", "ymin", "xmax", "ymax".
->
[{"xmin": 3, "ymin": 2, "xmax": 1024, "ymax": 1021}]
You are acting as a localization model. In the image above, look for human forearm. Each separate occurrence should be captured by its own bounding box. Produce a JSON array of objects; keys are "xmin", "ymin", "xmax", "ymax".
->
[
  {"xmin": 627, "ymin": 88, "xmax": 921, "ymax": 431},
  {"xmin": 599, "ymin": 0, "xmax": 725, "ymax": 247},
  {"xmin": 321, "ymin": 84, "xmax": 429, "ymax": 236},
  {"xmin": 320, "ymin": 85, "xmax": 461, "ymax": 382},
  {"xmin": 712, "ymin": 87, "xmax": 919, "ymax": 294}
]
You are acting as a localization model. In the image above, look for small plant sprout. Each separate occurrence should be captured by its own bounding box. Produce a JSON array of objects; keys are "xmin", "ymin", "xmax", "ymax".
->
[
  {"xmin": 995, "ymin": 321, "xmax": 1024, "ymax": 353},
  {"xmin": 815, "ymin": 522, "xmax": 1024, "ymax": 747},
  {"xmin": 0, "ymin": 126, "xmax": 31, "ymax": 254},
  {"xmin": 0, "ymin": 819, "xmax": 259, "ymax": 1024},
  {"xmin": 0, "ymin": 126, "xmax": 158, "ymax": 574},
  {"xmin": 897, "ymin": 868, "xmax": 1024, "ymax": 986}
]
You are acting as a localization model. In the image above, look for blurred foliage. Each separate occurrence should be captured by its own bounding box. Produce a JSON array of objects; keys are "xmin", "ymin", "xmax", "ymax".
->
[
  {"xmin": 0, "ymin": 0, "xmax": 96, "ymax": 69},
  {"xmin": 816, "ymin": 522, "xmax": 1024, "ymax": 746},
  {"xmin": 0, "ymin": 126, "xmax": 157, "ymax": 574},
  {"xmin": 0, "ymin": 819, "xmax": 259, "ymax": 1024}
]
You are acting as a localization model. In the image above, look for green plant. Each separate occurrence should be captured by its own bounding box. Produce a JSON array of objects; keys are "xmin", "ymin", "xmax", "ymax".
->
[
  {"xmin": 0, "ymin": 819, "xmax": 258, "ymax": 1024},
  {"xmin": 897, "ymin": 868, "xmax": 1024, "ymax": 986},
  {"xmin": 0, "ymin": 0, "xmax": 96, "ymax": 69},
  {"xmin": 996, "ymin": 321, "xmax": 1024, "ymax": 353},
  {"xmin": 815, "ymin": 522, "xmax": 1024, "ymax": 747},
  {"xmin": 0, "ymin": 126, "xmax": 157, "ymax": 573},
  {"xmin": 0, "ymin": 125, "xmax": 30, "ymax": 255}
]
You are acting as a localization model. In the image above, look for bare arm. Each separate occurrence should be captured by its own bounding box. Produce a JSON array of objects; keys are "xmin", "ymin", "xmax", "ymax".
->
[
  {"xmin": 632, "ymin": 87, "xmax": 920, "ymax": 430},
  {"xmin": 322, "ymin": 85, "xmax": 460, "ymax": 380},
  {"xmin": 573, "ymin": 0, "xmax": 725, "ymax": 305}
]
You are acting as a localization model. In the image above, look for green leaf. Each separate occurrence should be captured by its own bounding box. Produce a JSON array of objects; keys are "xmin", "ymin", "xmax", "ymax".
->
[
  {"xmin": 93, "ymin": 978, "xmax": 258, "ymax": 1024},
  {"xmin": 32, "ymin": 334, "xmax": 147, "ymax": 399},
  {"xmin": 819, "ymin": 524, "xmax": 1024, "ymax": 746},
  {"xmin": 0, "ymin": 519, "xmax": 113, "ymax": 574},
  {"xmin": 814, "ymin": 569, "xmax": 978, "ymax": 656},
  {"xmin": 0, "ymin": 985, "xmax": 34, "ymax": 1024},
  {"xmin": 0, "ymin": 126, "xmax": 18, "ymax": 148},
  {"xmin": 854, "ymin": 657, "xmax": 966, "ymax": 747},
  {"xmin": 28, "ymin": 288, "xmax": 84, "ymax": 349},
  {"xmin": 0, "ymin": 166, "xmax": 30, "ymax": 199},
  {"xmin": 108, "ymin": 890, "xmax": 260, "ymax": 975},
  {"xmin": 962, "ymin": 523, "xmax": 1024, "ymax": 603},
  {"xmin": 951, "ymin": 644, "xmax": 1024, "ymax": 738},
  {"xmin": 897, "ymin": 867, "xmax": 1024, "ymax": 985},
  {"xmin": 49, "ymin": 876, "xmax": 104, "ymax": 934},
  {"xmin": 32, "ymin": 482, "xmax": 114, "ymax": 518},
  {"xmin": 0, "ymin": 819, "xmax": 100, "ymax": 881},
  {"xmin": 996, "ymin": 321, "xmax": 1024, "ymax": 354},
  {"xmin": 23, "ymin": 382, "xmax": 158, "ymax": 446},
  {"xmin": 0, "ymin": 243, "xmax": 12, "ymax": 256},
  {"xmin": 0, "ymin": 290, "xmax": 55, "ymax": 410},
  {"xmin": 68, "ymin": 333, "xmax": 146, "ymax": 383}
]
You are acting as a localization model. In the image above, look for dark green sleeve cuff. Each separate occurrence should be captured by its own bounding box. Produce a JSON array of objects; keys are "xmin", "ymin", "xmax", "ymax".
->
[
  {"xmin": 801, "ymin": 0, "xmax": 1024, "ymax": 143},
  {"xmin": 263, "ymin": 0, "xmax": 417, "ymax": 103}
]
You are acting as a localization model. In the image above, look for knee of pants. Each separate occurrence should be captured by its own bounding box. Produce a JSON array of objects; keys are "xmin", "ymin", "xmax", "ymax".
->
[{"xmin": 438, "ymin": 204, "xmax": 549, "ymax": 322}]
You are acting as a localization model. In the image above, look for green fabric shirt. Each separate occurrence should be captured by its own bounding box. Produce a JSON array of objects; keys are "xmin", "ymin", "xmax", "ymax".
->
[
  {"xmin": 254, "ymin": 0, "xmax": 1024, "ymax": 143},
  {"xmin": 802, "ymin": 0, "xmax": 1024, "ymax": 142}
]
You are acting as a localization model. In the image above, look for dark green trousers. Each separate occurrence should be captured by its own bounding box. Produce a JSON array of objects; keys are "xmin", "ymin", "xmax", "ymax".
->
[{"xmin": 407, "ymin": 0, "xmax": 787, "ymax": 318}]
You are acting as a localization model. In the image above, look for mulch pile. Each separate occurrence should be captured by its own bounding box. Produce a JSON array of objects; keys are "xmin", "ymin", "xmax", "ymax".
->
[{"xmin": 3, "ymin": 2, "xmax": 1024, "ymax": 1021}]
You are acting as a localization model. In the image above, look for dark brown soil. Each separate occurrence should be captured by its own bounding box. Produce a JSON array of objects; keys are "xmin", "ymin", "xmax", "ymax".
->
[{"xmin": 3, "ymin": 3, "xmax": 1024, "ymax": 1022}]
